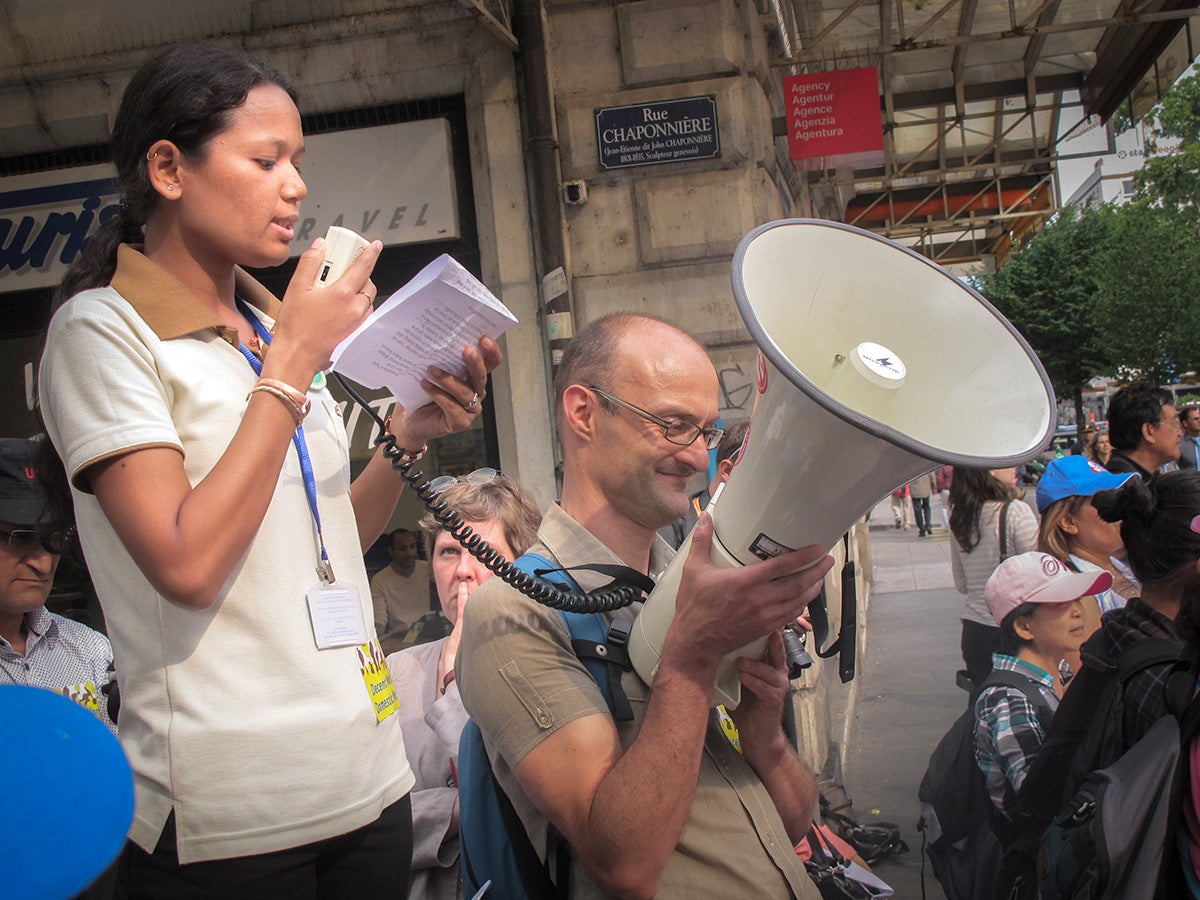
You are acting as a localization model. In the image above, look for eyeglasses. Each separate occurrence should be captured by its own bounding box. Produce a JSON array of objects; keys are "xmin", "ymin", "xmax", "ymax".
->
[
  {"xmin": 1156, "ymin": 416, "xmax": 1183, "ymax": 432},
  {"xmin": 0, "ymin": 525, "xmax": 73, "ymax": 555},
  {"xmin": 429, "ymin": 468, "xmax": 500, "ymax": 495},
  {"xmin": 588, "ymin": 386, "xmax": 725, "ymax": 451}
]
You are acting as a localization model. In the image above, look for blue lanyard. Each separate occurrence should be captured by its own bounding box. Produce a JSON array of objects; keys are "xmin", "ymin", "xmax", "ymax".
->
[{"xmin": 235, "ymin": 298, "xmax": 334, "ymax": 582}]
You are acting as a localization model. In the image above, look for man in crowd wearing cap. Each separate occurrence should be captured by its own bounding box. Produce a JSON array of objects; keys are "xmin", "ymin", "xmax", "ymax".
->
[
  {"xmin": 1104, "ymin": 382, "xmax": 1181, "ymax": 478},
  {"xmin": 0, "ymin": 437, "xmax": 115, "ymax": 734},
  {"xmin": 973, "ymin": 551, "xmax": 1113, "ymax": 824}
]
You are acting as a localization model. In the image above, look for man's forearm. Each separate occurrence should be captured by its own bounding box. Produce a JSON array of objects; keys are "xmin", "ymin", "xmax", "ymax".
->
[
  {"xmin": 578, "ymin": 653, "xmax": 718, "ymax": 898},
  {"xmin": 742, "ymin": 736, "xmax": 816, "ymax": 845}
]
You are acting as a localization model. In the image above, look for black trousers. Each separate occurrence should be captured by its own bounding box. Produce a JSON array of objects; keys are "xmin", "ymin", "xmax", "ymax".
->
[
  {"xmin": 912, "ymin": 496, "xmax": 932, "ymax": 534},
  {"xmin": 123, "ymin": 793, "xmax": 413, "ymax": 899},
  {"xmin": 960, "ymin": 619, "xmax": 999, "ymax": 689}
]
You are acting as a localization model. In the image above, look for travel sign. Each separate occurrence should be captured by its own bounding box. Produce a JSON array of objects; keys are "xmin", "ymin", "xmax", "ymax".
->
[{"xmin": 596, "ymin": 96, "xmax": 720, "ymax": 170}]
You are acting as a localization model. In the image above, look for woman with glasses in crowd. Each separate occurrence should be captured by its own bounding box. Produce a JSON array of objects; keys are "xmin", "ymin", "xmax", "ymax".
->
[{"xmin": 386, "ymin": 470, "xmax": 541, "ymax": 900}]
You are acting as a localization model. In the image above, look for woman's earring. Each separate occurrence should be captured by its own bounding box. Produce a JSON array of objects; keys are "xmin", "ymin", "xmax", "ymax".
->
[{"xmin": 167, "ymin": 185, "xmax": 175, "ymax": 192}]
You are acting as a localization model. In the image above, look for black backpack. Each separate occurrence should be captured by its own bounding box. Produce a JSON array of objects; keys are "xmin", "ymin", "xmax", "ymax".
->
[
  {"xmin": 997, "ymin": 631, "xmax": 1185, "ymax": 900},
  {"xmin": 917, "ymin": 669, "xmax": 1054, "ymax": 900}
]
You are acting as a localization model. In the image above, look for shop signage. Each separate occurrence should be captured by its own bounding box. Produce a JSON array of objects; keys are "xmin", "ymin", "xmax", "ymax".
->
[
  {"xmin": 0, "ymin": 118, "xmax": 460, "ymax": 293},
  {"xmin": 596, "ymin": 96, "xmax": 720, "ymax": 170},
  {"xmin": 784, "ymin": 67, "xmax": 883, "ymax": 162}
]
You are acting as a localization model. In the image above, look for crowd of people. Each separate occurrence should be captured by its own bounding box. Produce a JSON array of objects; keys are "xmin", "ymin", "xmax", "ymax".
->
[
  {"xmin": 942, "ymin": 380, "xmax": 1200, "ymax": 899},
  {"xmin": 10, "ymin": 36, "xmax": 1200, "ymax": 900}
]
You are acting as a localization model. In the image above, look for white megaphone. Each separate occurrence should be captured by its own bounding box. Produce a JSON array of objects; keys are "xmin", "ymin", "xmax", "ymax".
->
[{"xmin": 627, "ymin": 219, "xmax": 1056, "ymax": 708}]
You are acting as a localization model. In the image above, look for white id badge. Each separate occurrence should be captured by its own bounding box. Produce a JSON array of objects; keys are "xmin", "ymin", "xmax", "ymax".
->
[{"xmin": 306, "ymin": 582, "xmax": 369, "ymax": 649}]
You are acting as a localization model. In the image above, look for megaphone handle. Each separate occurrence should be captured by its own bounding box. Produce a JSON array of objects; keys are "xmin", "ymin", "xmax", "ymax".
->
[
  {"xmin": 838, "ymin": 556, "xmax": 857, "ymax": 684},
  {"xmin": 807, "ymin": 585, "xmax": 832, "ymax": 654}
]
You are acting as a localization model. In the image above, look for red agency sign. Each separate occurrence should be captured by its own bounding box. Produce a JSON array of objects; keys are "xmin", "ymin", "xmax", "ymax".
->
[{"xmin": 784, "ymin": 67, "xmax": 883, "ymax": 161}]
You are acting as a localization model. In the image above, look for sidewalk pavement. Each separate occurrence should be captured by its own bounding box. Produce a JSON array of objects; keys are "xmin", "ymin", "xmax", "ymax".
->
[{"xmin": 839, "ymin": 495, "xmax": 963, "ymax": 899}]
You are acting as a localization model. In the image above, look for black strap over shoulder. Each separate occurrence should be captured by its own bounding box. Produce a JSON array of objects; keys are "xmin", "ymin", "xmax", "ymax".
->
[
  {"xmin": 570, "ymin": 617, "xmax": 635, "ymax": 723},
  {"xmin": 999, "ymin": 499, "xmax": 1014, "ymax": 561},
  {"xmin": 532, "ymin": 561, "xmax": 656, "ymax": 597}
]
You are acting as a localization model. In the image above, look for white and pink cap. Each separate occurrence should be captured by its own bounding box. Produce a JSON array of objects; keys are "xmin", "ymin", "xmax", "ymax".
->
[{"xmin": 985, "ymin": 551, "xmax": 1113, "ymax": 625}]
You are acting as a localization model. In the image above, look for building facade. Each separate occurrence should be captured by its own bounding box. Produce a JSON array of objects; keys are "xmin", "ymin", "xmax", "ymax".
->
[{"xmin": 2, "ymin": 0, "xmax": 814, "ymax": 514}]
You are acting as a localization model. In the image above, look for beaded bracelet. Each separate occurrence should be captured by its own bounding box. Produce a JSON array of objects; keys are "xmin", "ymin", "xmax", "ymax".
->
[{"xmin": 382, "ymin": 416, "xmax": 427, "ymax": 463}]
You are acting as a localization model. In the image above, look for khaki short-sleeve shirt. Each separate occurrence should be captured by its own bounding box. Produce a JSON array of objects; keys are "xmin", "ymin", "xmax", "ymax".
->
[{"xmin": 457, "ymin": 504, "xmax": 817, "ymax": 898}]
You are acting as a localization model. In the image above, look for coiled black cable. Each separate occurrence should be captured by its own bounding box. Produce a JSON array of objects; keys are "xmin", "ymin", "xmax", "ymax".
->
[{"xmin": 334, "ymin": 373, "xmax": 642, "ymax": 613}]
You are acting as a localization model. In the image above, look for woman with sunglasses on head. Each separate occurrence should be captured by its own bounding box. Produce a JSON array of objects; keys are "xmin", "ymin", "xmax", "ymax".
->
[
  {"xmin": 37, "ymin": 43, "xmax": 501, "ymax": 896},
  {"xmin": 386, "ymin": 471, "xmax": 541, "ymax": 900},
  {"xmin": 1035, "ymin": 456, "xmax": 1138, "ymax": 675}
]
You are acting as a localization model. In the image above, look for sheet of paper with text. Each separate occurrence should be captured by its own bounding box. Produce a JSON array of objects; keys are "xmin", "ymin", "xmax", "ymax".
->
[{"xmin": 330, "ymin": 254, "xmax": 518, "ymax": 411}]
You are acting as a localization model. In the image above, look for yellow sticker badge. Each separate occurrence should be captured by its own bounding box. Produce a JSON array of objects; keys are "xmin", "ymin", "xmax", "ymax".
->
[
  {"xmin": 716, "ymin": 705, "xmax": 742, "ymax": 755},
  {"xmin": 357, "ymin": 640, "xmax": 398, "ymax": 724},
  {"xmin": 62, "ymin": 681, "xmax": 100, "ymax": 713}
]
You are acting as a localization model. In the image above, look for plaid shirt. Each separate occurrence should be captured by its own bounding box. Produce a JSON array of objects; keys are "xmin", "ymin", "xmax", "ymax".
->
[
  {"xmin": 974, "ymin": 654, "xmax": 1059, "ymax": 821},
  {"xmin": 1101, "ymin": 596, "xmax": 1182, "ymax": 746}
]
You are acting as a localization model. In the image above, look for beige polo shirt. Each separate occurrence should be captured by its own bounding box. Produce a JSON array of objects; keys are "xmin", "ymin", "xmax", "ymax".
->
[
  {"xmin": 457, "ymin": 503, "xmax": 818, "ymax": 898},
  {"xmin": 39, "ymin": 246, "xmax": 414, "ymax": 863}
]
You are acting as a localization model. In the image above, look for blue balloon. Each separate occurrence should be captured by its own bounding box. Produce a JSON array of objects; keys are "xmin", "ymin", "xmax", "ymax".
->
[{"xmin": 0, "ymin": 685, "xmax": 133, "ymax": 899}]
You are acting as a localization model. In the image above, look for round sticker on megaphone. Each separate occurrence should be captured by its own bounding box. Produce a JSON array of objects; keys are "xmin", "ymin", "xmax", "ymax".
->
[{"xmin": 849, "ymin": 342, "xmax": 906, "ymax": 389}]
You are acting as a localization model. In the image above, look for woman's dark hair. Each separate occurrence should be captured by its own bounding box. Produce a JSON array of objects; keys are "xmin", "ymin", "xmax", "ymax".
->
[
  {"xmin": 1092, "ymin": 471, "xmax": 1200, "ymax": 637},
  {"xmin": 949, "ymin": 467, "xmax": 1016, "ymax": 552},
  {"xmin": 54, "ymin": 43, "xmax": 295, "ymax": 308},
  {"xmin": 1092, "ymin": 471, "xmax": 1200, "ymax": 585},
  {"xmin": 997, "ymin": 602, "xmax": 1038, "ymax": 655},
  {"xmin": 30, "ymin": 434, "xmax": 73, "ymax": 529}
]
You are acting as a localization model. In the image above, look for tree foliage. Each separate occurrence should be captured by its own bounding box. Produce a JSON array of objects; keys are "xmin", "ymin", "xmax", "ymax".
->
[
  {"xmin": 973, "ymin": 207, "xmax": 1114, "ymax": 423},
  {"xmin": 1134, "ymin": 72, "xmax": 1200, "ymax": 222},
  {"xmin": 975, "ymin": 70, "xmax": 1200, "ymax": 405},
  {"xmin": 1093, "ymin": 202, "xmax": 1200, "ymax": 384}
]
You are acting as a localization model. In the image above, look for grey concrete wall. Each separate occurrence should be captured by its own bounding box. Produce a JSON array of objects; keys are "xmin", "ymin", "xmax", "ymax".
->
[{"xmin": 548, "ymin": 0, "xmax": 790, "ymax": 346}]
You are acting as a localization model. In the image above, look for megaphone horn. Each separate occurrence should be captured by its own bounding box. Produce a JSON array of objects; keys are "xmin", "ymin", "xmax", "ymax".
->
[{"xmin": 628, "ymin": 219, "xmax": 1056, "ymax": 708}]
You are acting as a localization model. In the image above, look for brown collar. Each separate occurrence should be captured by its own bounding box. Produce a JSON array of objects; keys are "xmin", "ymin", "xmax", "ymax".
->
[{"xmin": 110, "ymin": 244, "xmax": 282, "ymax": 342}]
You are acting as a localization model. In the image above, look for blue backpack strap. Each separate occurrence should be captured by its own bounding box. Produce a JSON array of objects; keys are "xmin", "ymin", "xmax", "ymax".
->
[
  {"xmin": 459, "ymin": 553, "xmax": 629, "ymax": 898},
  {"xmin": 510, "ymin": 553, "xmax": 634, "ymax": 721}
]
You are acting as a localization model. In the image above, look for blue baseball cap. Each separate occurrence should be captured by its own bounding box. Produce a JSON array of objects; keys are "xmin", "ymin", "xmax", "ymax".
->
[{"xmin": 1036, "ymin": 455, "xmax": 1135, "ymax": 512}]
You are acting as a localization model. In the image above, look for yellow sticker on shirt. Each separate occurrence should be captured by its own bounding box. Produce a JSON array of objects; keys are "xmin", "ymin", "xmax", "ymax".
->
[
  {"xmin": 357, "ymin": 640, "xmax": 398, "ymax": 723},
  {"xmin": 716, "ymin": 704, "xmax": 742, "ymax": 755},
  {"xmin": 62, "ymin": 681, "xmax": 100, "ymax": 712}
]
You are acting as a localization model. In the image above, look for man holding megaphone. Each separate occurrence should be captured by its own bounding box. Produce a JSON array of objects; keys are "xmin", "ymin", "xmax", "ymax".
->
[{"xmin": 457, "ymin": 313, "xmax": 833, "ymax": 898}]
